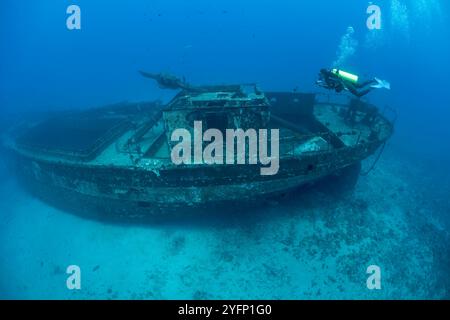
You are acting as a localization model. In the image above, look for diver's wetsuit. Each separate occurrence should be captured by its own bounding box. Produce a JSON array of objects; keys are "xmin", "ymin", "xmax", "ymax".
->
[
  {"xmin": 344, "ymin": 79, "xmax": 377, "ymax": 98},
  {"xmin": 139, "ymin": 71, "xmax": 194, "ymax": 91},
  {"xmin": 318, "ymin": 69, "xmax": 377, "ymax": 98}
]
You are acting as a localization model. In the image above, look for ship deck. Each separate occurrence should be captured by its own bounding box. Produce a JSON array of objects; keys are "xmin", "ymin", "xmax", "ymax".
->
[{"xmin": 9, "ymin": 98, "xmax": 392, "ymax": 170}]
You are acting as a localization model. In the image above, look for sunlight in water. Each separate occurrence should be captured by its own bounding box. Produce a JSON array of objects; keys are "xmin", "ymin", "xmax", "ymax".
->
[
  {"xmin": 390, "ymin": 0, "xmax": 410, "ymax": 41},
  {"xmin": 332, "ymin": 26, "xmax": 358, "ymax": 68}
]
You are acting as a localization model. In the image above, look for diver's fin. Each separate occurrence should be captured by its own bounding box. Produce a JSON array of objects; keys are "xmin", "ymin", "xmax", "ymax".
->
[
  {"xmin": 371, "ymin": 77, "xmax": 391, "ymax": 90},
  {"xmin": 139, "ymin": 70, "xmax": 158, "ymax": 79}
]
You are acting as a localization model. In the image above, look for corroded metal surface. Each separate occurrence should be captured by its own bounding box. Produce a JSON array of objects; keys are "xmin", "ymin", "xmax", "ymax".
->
[{"xmin": 5, "ymin": 86, "xmax": 393, "ymax": 218}]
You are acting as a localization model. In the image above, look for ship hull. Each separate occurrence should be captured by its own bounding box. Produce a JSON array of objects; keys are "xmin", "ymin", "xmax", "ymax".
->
[{"xmin": 11, "ymin": 140, "xmax": 379, "ymax": 220}]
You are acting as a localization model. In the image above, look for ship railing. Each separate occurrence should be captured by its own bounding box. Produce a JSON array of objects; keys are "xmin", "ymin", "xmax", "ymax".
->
[{"xmin": 115, "ymin": 110, "xmax": 163, "ymax": 158}]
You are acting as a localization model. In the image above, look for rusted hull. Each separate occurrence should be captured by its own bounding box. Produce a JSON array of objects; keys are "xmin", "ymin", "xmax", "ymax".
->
[{"xmin": 11, "ymin": 140, "xmax": 381, "ymax": 219}]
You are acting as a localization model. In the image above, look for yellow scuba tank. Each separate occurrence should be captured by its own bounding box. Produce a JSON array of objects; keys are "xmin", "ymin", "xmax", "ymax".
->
[{"xmin": 331, "ymin": 69, "xmax": 359, "ymax": 84}]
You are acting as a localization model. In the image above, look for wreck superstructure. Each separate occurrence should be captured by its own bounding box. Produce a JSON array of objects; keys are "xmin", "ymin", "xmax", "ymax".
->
[{"xmin": 4, "ymin": 84, "xmax": 393, "ymax": 219}]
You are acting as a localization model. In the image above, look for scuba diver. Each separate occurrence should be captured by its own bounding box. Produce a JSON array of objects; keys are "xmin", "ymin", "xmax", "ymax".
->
[
  {"xmin": 139, "ymin": 71, "xmax": 195, "ymax": 91},
  {"xmin": 316, "ymin": 68, "xmax": 390, "ymax": 98}
]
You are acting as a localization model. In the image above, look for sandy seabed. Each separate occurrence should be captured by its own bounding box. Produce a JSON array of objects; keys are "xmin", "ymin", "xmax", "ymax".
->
[{"xmin": 0, "ymin": 150, "xmax": 449, "ymax": 299}]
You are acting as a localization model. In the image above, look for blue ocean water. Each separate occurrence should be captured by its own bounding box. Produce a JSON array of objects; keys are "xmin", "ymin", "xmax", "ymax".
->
[{"xmin": 0, "ymin": 0, "xmax": 449, "ymax": 299}]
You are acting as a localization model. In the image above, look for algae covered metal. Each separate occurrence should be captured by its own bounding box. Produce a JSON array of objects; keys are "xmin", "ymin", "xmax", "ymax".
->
[{"xmin": 4, "ymin": 79, "xmax": 393, "ymax": 219}]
